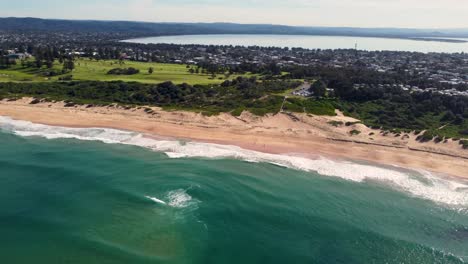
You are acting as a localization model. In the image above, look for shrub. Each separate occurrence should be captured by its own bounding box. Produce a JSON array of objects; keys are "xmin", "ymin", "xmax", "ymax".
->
[
  {"xmin": 459, "ymin": 140, "xmax": 468, "ymax": 149},
  {"xmin": 303, "ymin": 99, "xmax": 336, "ymax": 116},
  {"xmin": 231, "ymin": 108, "xmax": 244, "ymax": 117},
  {"xmin": 417, "ymin": 130, "xmax": 434, "ymax": 142},
  {"xmin": 107, "ymin": 67, "xmax": 140, "ymax": 75},
  {"xmin": 58, "ymin": 75, "xmax": 73, "ymax": 81},
  {"xmin": 350, "ymin": 129, "xmax": 361, "ymax": 136},
  {"xmin": 328, "ymin": 121, "xmax": 344, "ymax": 127},
  {"xmin": 459, "ymin": 129, "xmax": 468, "ymax": 136},
  {"xmin": 144, "ymin": 107, "xmax": 154, "ymax": 113},
  {"xmin": 29, "ymin": 98, "xmax": 41, "ymax": 104},
  {"xmin": 64, "ymin": 102, "xmax": 76, "ymax": 107},
  {"xmin": 345, "ymin": 121, "xmax": 360, "ymax": 126}
]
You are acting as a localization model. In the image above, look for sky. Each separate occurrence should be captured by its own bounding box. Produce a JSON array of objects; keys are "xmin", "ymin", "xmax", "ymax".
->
[{"xmin": 1, "ymin": 0, "xmax": 468, "ymax": 28}]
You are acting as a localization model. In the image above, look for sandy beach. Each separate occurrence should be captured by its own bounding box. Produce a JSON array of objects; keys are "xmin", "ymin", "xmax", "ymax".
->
[{"xmin": 1, "ymin": 98, "xmax": 467, "ymax": 179}]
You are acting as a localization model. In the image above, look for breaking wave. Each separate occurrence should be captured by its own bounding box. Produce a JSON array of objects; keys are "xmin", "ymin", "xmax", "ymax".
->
[
  {"xmin": 1, "ymin": 116, "xmax": 467, "ymax": 210},
  {"xmin": 145, "ymin": 189, "xmax": 195, "ymax": 209},
  {"xmin": 145, "ymin": 196, "xmax": 167, "ymax": 205},
  {"xmin": 166, "ymin": 189, "xmax": 195, "ymax": 208}
]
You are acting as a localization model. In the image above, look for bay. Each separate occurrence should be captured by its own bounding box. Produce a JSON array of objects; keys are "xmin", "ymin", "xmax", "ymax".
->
[{"xmin": 123, "ymin": 34, "xmax": 468, "ymax": 53}]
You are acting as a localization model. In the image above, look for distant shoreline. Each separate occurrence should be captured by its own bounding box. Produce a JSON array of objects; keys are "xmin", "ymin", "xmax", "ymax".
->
[
  {"xmin": 123, "ymin": 34, "xmax": 468, "ymax": 45},
  {"xmin": 123, "ymin": 34, "xmax": 468, "ymax": 53},
  {"xmin": 1, "ymin": 98, "xmax": 467, "ymax": 179}
]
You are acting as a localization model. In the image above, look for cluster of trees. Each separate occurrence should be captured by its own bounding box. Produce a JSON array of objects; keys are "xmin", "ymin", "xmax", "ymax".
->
[
  {"xmin": 221, "ymin": 77, "xmax": 301, "ymax": 99},
  {"xmin": 336, "ymin": 86, "xmax": 468, "ymax": 138},
  {"xmin": 286, "ymin": 65, "xmax": 468, "ymax": 96},
  {"xmin": 0, "ymin": 45, "xmax": 76, "ymax": 73},
  {"xmin": 278, "ymin": 64, "xmax": 468, "ymax": 138},
  {"xmin": 0, "ymin": 52, "xmax": 14, "ymax": 69},
  {"xmin": 309, "ymin": 80, "xmax": 327, "ymax": 97},
  {"xmin": 29, "ymin": 46, "xmax": 59, "ymax": 69},
  {"xmin": 218, "ymin": 62, "xmax": 282, "ymax": 75}
]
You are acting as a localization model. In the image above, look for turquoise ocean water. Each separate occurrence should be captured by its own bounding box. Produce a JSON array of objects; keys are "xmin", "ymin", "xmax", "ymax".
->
[{"xmin": 1, "ymin": 117, "xmax": 468, "ymax": 263}]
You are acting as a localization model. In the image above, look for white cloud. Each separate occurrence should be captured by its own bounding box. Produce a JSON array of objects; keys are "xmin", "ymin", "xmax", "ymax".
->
[{"xmin": 2, "ymin": 0, "xmax": 468, "ymax": 28}]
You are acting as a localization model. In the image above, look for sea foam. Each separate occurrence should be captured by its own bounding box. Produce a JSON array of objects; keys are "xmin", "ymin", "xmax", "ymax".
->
[
  {"xmin": 145, "ymin": 189, "xmax": 195, "ymax": 209},
  {"xmin": 145, "ymin": 196, "xmax": 167, "ymax": 205},
  {"xmin": 1, "ymin": 116, "xmax": 467, "ymax": 210}
]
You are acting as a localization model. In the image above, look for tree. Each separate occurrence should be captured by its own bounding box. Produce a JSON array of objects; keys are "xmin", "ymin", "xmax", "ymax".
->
[
  {"xmin": 46, "ymin": 60, "xmax": 54, "ymax": 69},
  {"xmin": 62, "ymin": 58, "xmax": 75, "ymax": 73},
  {"xmin": 310, "ymin": 80, "xmax": 327, "ymax": 97},
  {"xmin": 148, "ymin": 67, "xmax": 154, "ymax": 74},
  {"xmin": 35, "ymin": 58, "xmax": 43, "ymax": 68}
]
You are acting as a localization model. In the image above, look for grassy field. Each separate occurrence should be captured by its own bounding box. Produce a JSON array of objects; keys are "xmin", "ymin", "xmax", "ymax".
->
[{"xmin": 0, "ymin": 59, "xmax": 250, "ymax": 85}]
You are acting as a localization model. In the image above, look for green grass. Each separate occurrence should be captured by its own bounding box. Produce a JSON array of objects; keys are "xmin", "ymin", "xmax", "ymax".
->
[{"xmin": 0, "ymin": 59, "xmax": 250, "ymax": 85}]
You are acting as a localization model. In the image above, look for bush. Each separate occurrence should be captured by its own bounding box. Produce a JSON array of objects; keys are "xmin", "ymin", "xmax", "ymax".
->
[
  {"xmin": 345, "ymin": 121, "xmax": 360, "ymax": 126},
  {"xmin": 41, "ymin": 70, "xmax": 59, "ymax": 77},
  {"xmin": 302, "ymin": 99, "xmax": 336, "ymax": 116},
  {"xmin": 231, "ymin": 108, "xmax": 244, "ymax": 117},
  {"xmin": 350, "ymin": 129, "xmax": 361, "ymax": 136},
  {"xmin": 64, "ymin": 102, "xmax": 76, "ymax": 107},
  {"xmin": 328, "ymin": 121, "xmax": 344, "ymax": 127},
  {"xmin": 29, "ymin": 98, "xmax": 41, "ymax": 104},
  {"xmin": 107, "ymin": 67, "xmax": 140, "ymax": 75},
  {"xmin": 417, "ymin": 130, "xmax": 434, "ymax": 142},
  {"xmin": 58, "ymin": 75, "xmax": 73, "ymax": 81},
  {"xmin": 459, "ymin": 140, "xmax": 468, "ymax": 149},
  {"xmin": 144, "ymin": 107, "xmax": 154, "ymax": 113}
]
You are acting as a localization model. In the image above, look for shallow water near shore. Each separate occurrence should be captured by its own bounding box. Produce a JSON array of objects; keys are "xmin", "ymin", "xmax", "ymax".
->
[{"xmin": 1, "ymin": 119, "xmax": 468, "ymax": 263}]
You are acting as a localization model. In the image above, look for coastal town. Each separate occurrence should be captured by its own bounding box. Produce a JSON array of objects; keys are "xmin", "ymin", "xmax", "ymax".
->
[{"xmin": 1, "ymin": 29, "xmax": 468, "ymax": 98}]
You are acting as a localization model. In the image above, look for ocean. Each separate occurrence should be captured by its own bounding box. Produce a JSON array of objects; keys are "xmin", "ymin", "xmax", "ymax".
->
[
  {"xmin": 123, "ymin": 34, "xmax": 468, "ymax": 53},
  {"xmin": 1, "ymin": 116, "xmax": 468, "ymax": 263}
]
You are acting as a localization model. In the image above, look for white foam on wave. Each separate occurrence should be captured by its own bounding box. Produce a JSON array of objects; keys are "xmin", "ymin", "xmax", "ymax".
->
[
  {"xmin": 145, "ymin": 189, "xmax": 194, "ymax": 208},
  {"xmin": 166, "ymin": 189, "xmax": 194, "ymax": 208},
  {"xmin": 1, "ymin": 116, "xmax": 467, "ymax": 210},
  {"xmin": 145, "ymin": 196, "xmax": 167, "ymax": 205}
]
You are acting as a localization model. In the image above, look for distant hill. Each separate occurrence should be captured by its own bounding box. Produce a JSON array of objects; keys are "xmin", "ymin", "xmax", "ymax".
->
[{"xmin": 1, "ymin": 17, "xmax": 468, "ymax": 39}]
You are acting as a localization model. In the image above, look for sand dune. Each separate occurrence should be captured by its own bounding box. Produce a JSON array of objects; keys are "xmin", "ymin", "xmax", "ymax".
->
[{"xmin": 1, "ymin": 98, "xmax": 466, "ymax": 179}]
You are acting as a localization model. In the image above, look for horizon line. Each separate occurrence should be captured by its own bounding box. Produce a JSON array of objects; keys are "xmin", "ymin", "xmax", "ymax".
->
[{"xmin": 3, "ymin": 16, "xmax": 468, "ymax": 31}]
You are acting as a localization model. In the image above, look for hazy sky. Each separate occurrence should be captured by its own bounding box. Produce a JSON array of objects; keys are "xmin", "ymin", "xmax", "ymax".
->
[{"xmin": 2, "ymin": 0, "xmax": 468, "ymax": 28}]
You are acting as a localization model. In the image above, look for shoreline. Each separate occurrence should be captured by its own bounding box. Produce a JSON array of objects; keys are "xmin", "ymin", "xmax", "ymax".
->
[{"xmin": 0, "ymin": 98, "xmax": 467, "ymax": 179}]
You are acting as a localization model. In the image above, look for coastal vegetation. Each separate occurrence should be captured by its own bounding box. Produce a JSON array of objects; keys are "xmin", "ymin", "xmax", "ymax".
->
[
  {"xmin": 1, "ymin": 75, "xmax": 467, "ymax": 140},
  {"xmin": 0, "ymin": 78, "xmax": 317, "ymax": 116},
  {"xmin": 1, "ymin": 55, "xmax": 467, "ymax": 140}
]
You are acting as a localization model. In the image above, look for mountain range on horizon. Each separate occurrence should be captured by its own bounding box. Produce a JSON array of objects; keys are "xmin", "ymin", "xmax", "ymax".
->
[{"xmin": 1, "ymin": 17, "xmax": 468, "ymax": 40}]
